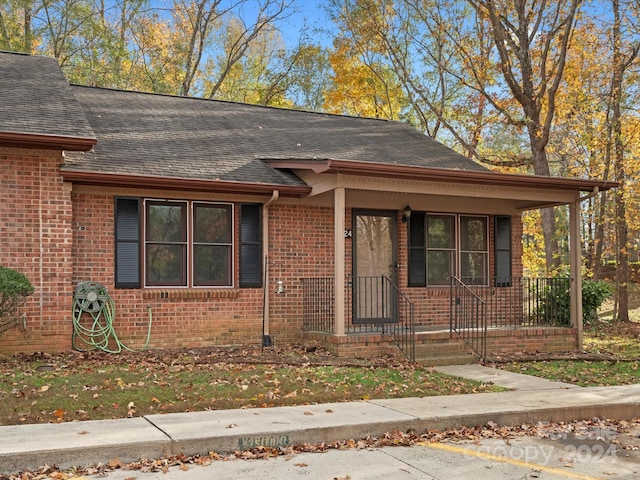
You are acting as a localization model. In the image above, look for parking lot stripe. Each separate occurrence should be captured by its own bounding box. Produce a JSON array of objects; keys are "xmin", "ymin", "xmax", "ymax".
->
[{"xmin": 417, "ymin": 442, "xmax": 604, "ymax": 480}]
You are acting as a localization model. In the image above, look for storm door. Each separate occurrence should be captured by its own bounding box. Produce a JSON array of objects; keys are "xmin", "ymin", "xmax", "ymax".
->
[{"xmin": 353, "ymin": 210, "xmax": 398, "ymax": 324}]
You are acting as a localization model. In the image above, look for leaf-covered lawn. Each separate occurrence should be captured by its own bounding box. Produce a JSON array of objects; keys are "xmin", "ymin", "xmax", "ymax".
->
[
  {"xmin": 0, "ymin": 345, "xmax": 501, "ymax": 426},
  {"xmin": 498, "ymin": 321, "xmax": 640, "ymax": 386},
  {"xmin": 515, "ymin": 360, "xmax": 640, "ymax": 386}
]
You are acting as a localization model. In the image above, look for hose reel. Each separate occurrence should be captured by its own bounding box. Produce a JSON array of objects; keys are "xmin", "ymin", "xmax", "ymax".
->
[{"xmin": 72, "ymin": 281, "xmax": 151, "ymax": 353}]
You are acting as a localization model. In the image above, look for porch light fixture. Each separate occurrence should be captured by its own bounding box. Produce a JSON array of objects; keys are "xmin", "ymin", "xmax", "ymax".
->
[
  {"xmin": 276, "ymin": 280, "xmax": 285, "ymax": 294},
  {"xmin": 402, "ymin": 205, "xmax": 412, "ymax": 223}
]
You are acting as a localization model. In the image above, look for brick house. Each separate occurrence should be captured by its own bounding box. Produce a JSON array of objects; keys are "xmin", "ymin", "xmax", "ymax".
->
[{"xmin": 0, "ymin": 51, "xmax": 615, "ymax": 364}]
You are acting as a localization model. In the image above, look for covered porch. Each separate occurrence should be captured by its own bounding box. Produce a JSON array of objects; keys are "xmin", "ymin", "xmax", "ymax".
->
[
  {"xmin": 264, "ymin": 159, "xmax": 614, "ymax": 364},
  {"xmin": 301, "ymin": 274, "xmax": 573, "ymax": 364}
]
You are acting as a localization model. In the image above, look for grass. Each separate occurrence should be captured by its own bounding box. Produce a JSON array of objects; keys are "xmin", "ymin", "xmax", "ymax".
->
[
  {"xmin": 511, "ymin": 359, "xmax": 640, "ymax": 387},
  {"xmin": 499, "ymin": 283, "xmax": 640, "ymax": 386},
  {"xmin": 0, "ymin": 347, "xmax": 502, "ymax": 426}
]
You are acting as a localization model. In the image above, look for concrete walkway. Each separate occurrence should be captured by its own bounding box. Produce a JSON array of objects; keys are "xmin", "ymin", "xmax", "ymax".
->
[
  {"xmin": 434, "ymin": 364, "xmax": 580, "ymax": 390},
  {"xmin": 1, "ymin": 366, "xmax": 639, "ymax": 475}
]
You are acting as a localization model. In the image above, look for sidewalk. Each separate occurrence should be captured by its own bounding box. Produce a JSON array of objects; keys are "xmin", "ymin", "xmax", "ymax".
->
[{"xmin": 2, "ymin": 365, "xmax": 640, "ymax": 475}]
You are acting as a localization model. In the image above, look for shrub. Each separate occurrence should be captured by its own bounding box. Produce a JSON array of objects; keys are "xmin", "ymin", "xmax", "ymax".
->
[
  {"xmin": 535, "ymin": 276, "xmax": 612, "ymax": 326},
  {"xmin": 582, "ymin": 279, "xmax": 612, "ymax": 324},
  {"xmin": 0, "ymin": 266, "xmax": 34, "ymax": 335}
]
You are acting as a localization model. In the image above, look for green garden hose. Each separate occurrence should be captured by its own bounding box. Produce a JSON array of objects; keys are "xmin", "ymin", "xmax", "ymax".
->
[{"xmin": 72, "ymin": 281, "xmax": 152, "ymax": 353}]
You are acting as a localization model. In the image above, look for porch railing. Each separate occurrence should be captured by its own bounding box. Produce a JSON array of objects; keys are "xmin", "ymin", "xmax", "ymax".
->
[
  {"xmin": 450, "ymin": 276, "xmax": 570, "ymax": 360},
  {"xmin": 301, "ymin": 276, "xmax": 415, "ymax": 362},
  {"xmin": 451, "ymin": 276, "xmax": 571, "ymax": 329},
  {"xmin": 450, "ymin": 277, "xmax": 487, "ymax": 360}
]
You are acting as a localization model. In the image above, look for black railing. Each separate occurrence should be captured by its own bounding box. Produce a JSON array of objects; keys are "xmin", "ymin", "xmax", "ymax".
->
[
  {"xmin": 301, "ymin": 276, "xmax": 415, "ymax": 362},
  {"xmin": 301, "ymin": 277, "xmax": 335, "ymax": 333},
  {"xmin": 450, "ymin": 276, "xmax": 571, "ymax": 360},
  {"xmin": 302, "ymin": 275, "xmax": 569, "ymax": 363},
  {"xmin": 450, "ymin": 277, "xmax": 487, "ymax": 360},
  {"xmin": 452, "ymin": 276, "xmax": 571, "ymax": 328}
]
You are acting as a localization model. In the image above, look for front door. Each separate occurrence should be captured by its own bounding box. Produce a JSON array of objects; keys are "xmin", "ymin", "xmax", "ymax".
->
[{"xmin": 353, "ymin": 210, "xmax": 398, "ymax": 324}]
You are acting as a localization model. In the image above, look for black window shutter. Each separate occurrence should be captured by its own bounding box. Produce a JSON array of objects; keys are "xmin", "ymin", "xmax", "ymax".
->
[
  {"xmin": 115, "ymin": 197, "xmax": 141, "ymax": 288},
  {"xmin": 240, "ymin": 204, "xmax": 262, "ymax": 288},
  {"xmin": 408, "ymin": 213, "xmax": 426, "ymax": 287},
  {"xmin": 495, "ymin": 216, "xmax": 512, "ymax": 286}
]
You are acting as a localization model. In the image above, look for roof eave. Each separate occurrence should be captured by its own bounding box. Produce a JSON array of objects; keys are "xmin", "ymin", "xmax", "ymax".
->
[
  {"xmin": 0, "ymin": 132, "xmax": 97, "ymax": 151},
  {"xmin": 264, "ymin": 158, "xmax": 618, "ymax": 193},
  {"xmin": 60, "ymin": 170, "xmax": 312, "ymax": 197}
]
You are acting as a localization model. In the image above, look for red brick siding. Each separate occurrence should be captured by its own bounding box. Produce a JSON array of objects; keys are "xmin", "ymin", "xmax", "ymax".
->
[
  {"xmin": 1, "ymin": 149, "xmax": 566, "ymax": 359},
  {"xmin": 0, "ymin": 148, "xmax": 73, "ymax": 352},
  {"xmin": 69, "ymin": 196, "xmax": 338, "ymax": 349},
  {"xmin": 265, "ymin": 204, "xmax": 336, "ymax": 343},
  {"xmin": 486, "ymin": 327, "xmax": 578, "ymax": 354}
]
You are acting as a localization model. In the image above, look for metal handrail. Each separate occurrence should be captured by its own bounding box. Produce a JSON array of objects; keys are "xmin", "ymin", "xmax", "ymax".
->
[
  {"xmin": 450, "ymin": 276, "xmax": 487, "ymax": 361},
  {"xmin": 379, "ymin": 275, "xmax": 415, "ymax": 362}
]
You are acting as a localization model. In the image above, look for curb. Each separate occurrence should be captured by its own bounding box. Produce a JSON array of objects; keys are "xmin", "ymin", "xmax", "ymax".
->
[{"xmin": 2, "ymin": 385, "xmax": 640, "ymax": 474}]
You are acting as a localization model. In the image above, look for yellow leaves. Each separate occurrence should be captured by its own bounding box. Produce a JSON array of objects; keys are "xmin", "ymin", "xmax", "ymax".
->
[{"xmin": 324, "ymin": 40, "xmax": 406, "ymax": 120}]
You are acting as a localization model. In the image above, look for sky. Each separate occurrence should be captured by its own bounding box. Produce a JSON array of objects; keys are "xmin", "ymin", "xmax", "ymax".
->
[
  {"xmin": 278, "ymin": 0, "xmax": 333, "ymax": 44},
  {"xmin": 233, "ymin": 0, "xmax": 335, "ymax": 47}
]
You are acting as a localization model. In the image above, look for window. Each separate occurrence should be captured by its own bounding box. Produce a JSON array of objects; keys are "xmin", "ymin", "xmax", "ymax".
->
[
  {"xmin": 192, "ymin": 203, "xmax": 232, "ymax": 286},
  {"xmin": 426, "ymin": 215, "xmax": 456, "ymax": 286},
  {"xmin": 459, "ymin": 216, "xmax": 488, "ymax": 283},
  {"xmin": 408, "ymin": 213, "xmax": 489, "ymax": 286},
  {"xmin": 146, "ymin": 201, "xmax": 188, "ymax": 286},
  {"xmin": 115, "ymin": 197, "xmax": 261, "ymax": 289}
]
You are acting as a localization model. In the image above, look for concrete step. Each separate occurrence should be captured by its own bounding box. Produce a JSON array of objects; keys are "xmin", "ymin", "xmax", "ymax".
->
[
  {"xmin": 386, "ymin": 334, "xmax": 481, "ymax": 366},
  {"xmin": 414, "ymin": 341, "xmax": 470, "ymax": 355},
  {"xmin": 415, "ymin": 354, "xmax": 480, "ymax": 367}
]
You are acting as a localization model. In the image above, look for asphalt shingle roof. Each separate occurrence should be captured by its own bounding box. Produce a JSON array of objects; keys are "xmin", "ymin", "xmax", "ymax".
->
[
  {"xmin": 63, "ymin": 85, "xmax": 488, "ymax": 187},
  {"xmin": 0, "ymin": 51, "xmax": 95, "ymax": 140}
]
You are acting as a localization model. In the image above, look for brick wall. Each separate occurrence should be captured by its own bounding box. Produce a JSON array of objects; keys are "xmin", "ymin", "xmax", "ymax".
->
[
  {"xmin": 70, "ymin": 195, "xmax": 338, "ymax": 350},
  {"xmin": 1, "ymin": 156, "xmax": 563, "ymax": 359},
  {"xmin": 0, "ymin": 148, "xmax": 74, "ymax": 353},
  {"xmin": 262, "ymin": 204, "xmax": 336, "ymax": 344},
  {"xmin": 486, "ymin": 327, "xmax": 578, "ymax": 355}
]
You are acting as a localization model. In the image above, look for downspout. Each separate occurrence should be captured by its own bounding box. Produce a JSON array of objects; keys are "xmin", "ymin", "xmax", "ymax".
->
[
  {"xmin": 570, "ymin": 186, "xmax": 599, "ymax": 351},
  {"xmin": 262, "ymin": 190, "xmax": 279, "ymax": 348}
]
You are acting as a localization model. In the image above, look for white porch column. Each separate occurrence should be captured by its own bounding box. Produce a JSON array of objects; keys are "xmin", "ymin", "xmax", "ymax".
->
[
  {"xmin": 569, "ymin": 201, "xmax": 583, "ymax": 350},
  {"xmin": 334, "ymin": 187, "xmax": 346, "ymax": 336}
]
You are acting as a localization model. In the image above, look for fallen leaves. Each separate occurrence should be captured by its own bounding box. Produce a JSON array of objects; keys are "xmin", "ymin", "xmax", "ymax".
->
[
  {"xmin": 1, "ymin": 417, "xmax": 639, "ymax": 480},
  {"xmin": 0, "ymin": 344, "xmax": 505, "ymax": 427}
]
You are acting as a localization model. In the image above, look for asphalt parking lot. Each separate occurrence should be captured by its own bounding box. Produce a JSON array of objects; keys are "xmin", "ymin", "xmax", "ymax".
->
[{"xmin": 75, "ymin": 424, "xmax": 640, "ymax": 480}]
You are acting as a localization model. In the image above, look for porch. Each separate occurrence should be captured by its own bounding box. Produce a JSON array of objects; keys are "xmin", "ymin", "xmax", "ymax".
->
[{"xmin": 300, "ymin": 276, "xmax": 576, "ymax": 365}]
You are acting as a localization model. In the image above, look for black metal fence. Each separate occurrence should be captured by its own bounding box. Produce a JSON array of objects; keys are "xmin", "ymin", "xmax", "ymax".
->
[
  {"xmin": 450, "ymin": 278, "xmax": 487, "ymax": 360},
  {"xmin": 452, "ymin": 276, "xmax": 571, "ymax": 328},
  {"xmin": 301, "ymin": 276, "xmax": 415, "ymax": 361},
  {"xmin": 450, "ymin": 276, "xmax": 571, "ymax": 360},
  {"xmin": 301, "ymin": 275, "xmax": 569, "ymax": 362}
]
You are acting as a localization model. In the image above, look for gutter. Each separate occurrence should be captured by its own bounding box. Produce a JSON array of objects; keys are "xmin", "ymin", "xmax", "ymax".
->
[
  {"xmin": 264, "ymin": 158, "xmax": 618, "ymax": 193},
  {"xmin": 261, "ymin": 190, "xmax": 279, "ymax": 348},
  {"xmin": 61, "ymin": 170, "xmax": 311, "ymax": 197},
  {"xmin": 0, "ymin": 132, "xmax": 96, "ymax": 151}
]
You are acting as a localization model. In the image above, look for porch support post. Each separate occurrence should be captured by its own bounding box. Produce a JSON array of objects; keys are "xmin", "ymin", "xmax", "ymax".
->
[
  {"xmin": 569, "ymin": 200, "xmax": 583, "ymax": 350},
  {"xmin": 334, "ymin": 187, "xmax": 346, "ymax": 336}
]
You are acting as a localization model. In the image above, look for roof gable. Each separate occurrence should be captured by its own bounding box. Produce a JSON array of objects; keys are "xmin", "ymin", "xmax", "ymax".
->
[{"xmin": 0, "ymin": 51, "xmax": 96, "ymax": 150}]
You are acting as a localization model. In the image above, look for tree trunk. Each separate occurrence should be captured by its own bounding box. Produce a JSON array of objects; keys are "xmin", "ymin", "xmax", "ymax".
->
[
  {"xmin": 610, "ymin": 0, "xmax": 633, "ymax": 322},
  {"xmin": 530, "ymin": 130, "xmax": 561, "ymax": 272}
]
